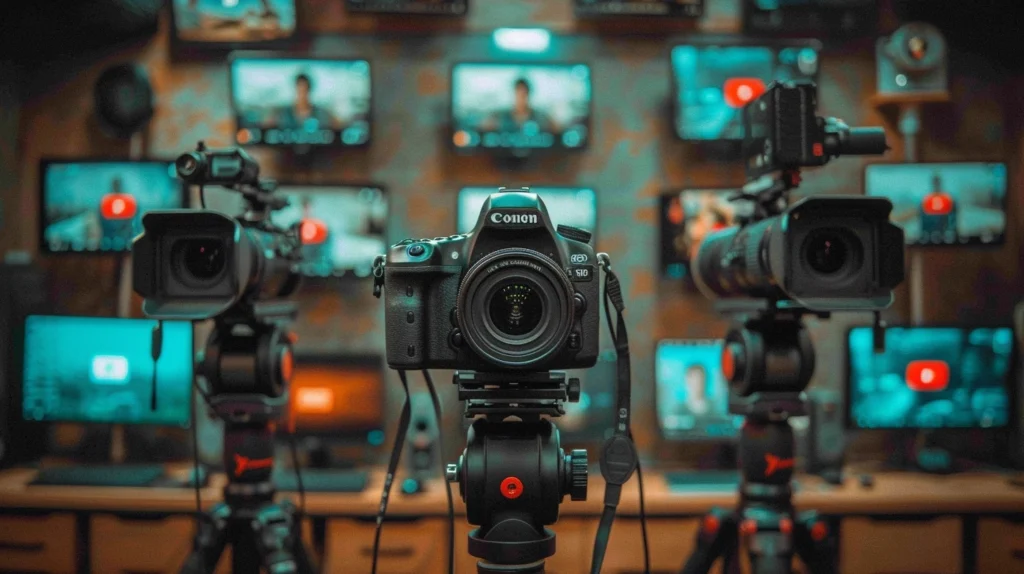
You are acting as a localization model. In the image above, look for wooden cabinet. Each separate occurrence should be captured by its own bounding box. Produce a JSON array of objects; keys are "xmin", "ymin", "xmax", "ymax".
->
[
  {"xmin": 324, "ymin": 517, "xmax": 448, "ymax": 573},
  {"xmin": 588, "ymin": 517, "xmax": 715, "ymax": 574},
  {"xmin": 90, "ymin": 514, "xmax": 194, "ymax": 574},
  {"xmin": 454, "ymin": 518, "xmax": 590, "ymax": 574},
  {"xmin": 841, "ymin": 517, "xmax": 962, "ymax": 574},
  {"xmin": 977, "ymin": 517, "xmax": 1024, "ymax": 573},
  {"xmin": 0, "ymin": 513, "xmax": 76, "ymax": 574}
]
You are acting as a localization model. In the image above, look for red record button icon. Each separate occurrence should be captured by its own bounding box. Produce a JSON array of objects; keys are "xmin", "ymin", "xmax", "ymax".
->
[
  {"xmin": 723, "ymin": 78, "xmax": 767, "ymax": 109},
  {"xmin": 905, "ymin": 360, "xmax": 950, "ymax": 392},
  {"xmin": 922, "ymin": 193, "xmax": 954, "ymax": 215},
  {"xmin": 100, "ymin": 193, "xmax": 138, "ymax": 220},
  {"xmin": 300, "ymin": 218, "xmax": 329, "ymax": 245}
]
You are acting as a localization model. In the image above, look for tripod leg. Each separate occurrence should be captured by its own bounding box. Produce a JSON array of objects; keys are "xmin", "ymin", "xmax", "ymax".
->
[
  {"xmin": 793, "ymin": 511, "xmax": 837, "ymax": 574},
  {"xmin": 681, "ymin": 508, "xmax": 737, "ymax": 574},
  {"xmin": 179, "ymin": 505, "xmax": 230, "ymax": 574},
  {"xmin": 288, "ymin": 508, "xmax": 318, "ymax": 574},
  {"xmin": 250, "ymin": 502, "xmax": 304, "ymax": 574}
]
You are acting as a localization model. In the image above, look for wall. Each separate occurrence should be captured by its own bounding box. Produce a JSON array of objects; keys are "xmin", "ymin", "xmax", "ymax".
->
[{"xmin": 5, "ymin": 0, "xmax": 1022, "ymax": 467}]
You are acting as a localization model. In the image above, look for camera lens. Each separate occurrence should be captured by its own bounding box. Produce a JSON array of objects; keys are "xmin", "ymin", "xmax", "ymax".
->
[
  {"xmin": 172, "ymin": 238, "xmax": 226, "ymax": 284},
  {"xmin": 802, "ymin": 229, "xmax": 862, "ymax": 276},
  {"xmin": 488, "ymin": 279, "xmax": 544, "ymax": 338}
]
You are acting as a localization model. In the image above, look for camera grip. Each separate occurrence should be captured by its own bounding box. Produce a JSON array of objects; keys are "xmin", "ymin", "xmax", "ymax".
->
[{"xmin": 384, "ymin": 273, "xmax": 430, "ymax": 369}]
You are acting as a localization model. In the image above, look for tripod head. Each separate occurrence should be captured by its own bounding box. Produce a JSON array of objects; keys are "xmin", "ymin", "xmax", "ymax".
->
[{"xmin": 453, "ymin": 370, "xmax": 581, "ymax": 420}]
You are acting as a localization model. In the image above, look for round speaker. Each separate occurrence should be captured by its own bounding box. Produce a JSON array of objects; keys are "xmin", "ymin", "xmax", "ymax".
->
[{"xmin": 94, "ymin": 63, "xmax": 154, "ymax": 138}]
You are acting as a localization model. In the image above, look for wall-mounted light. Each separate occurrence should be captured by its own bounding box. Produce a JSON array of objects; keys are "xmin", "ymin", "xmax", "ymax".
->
[{"xmin": 492, "ymin": 28, "xmax": 552, "ymax": 54}]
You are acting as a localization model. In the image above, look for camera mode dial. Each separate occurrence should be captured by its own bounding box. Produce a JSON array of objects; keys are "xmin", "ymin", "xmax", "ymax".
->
[
  {"xmin": 556, "ymin": 224, "xmax": 592, "ymax": 244},
  {"xmin": 566, "ymin": 449, "xmax": 588, "ymax": 501}
]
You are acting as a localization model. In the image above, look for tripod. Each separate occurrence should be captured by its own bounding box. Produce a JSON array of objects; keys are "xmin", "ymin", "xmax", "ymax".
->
[
  {"xmin": 446, "ymin": 371, "xmax": 589, "ymax": 573},
  {"xmin": 180, "ymin": 307, "xmax": 315, "ymax": 574},
  {"xmin": 681, "ymin": 310, "xmax": 837, "ymax": 574}
]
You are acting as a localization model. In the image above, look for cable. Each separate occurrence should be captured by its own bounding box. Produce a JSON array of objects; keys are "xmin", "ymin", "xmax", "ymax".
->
[
  {"xmin": 199, "ymin": 184, "xmax": 207, "ymax": 209},
  {"xmin": 422, "ymin": 370, "xmax": 454, "ymax": 574},
  {"xmin": 636, "ymin": 456, "xmax": 650, "ymax": 574},
  {"xmin": 287, "ymin": 432, "xmax": 306, "ymax": 518},
  {"xmin": 371, "ymin": 369, "xmax": 413, "ymax": 574}
]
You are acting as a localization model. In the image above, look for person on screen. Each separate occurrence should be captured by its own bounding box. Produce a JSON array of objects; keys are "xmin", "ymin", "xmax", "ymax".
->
[
  {"xmin": 919, "ymin": 173, "xmax": 958, "ymax": 243},
  {"xmin": 484, "ymin": 78, "xmax": 557, "ymax": 135},
  {"xmin": 679, "ymin": 194, "xmax": 734, "ymax": 262},
  {"xmin": 274, "ymin": 73, "xmax": 339, "ymax": 131},
  {"xmin": 683, "ymin": 364, "xmax": 711, "ymax": 416}
]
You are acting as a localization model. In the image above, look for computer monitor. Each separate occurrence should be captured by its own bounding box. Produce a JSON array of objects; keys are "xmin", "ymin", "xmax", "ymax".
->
[
  {"xmin": 559, "ymin": 352, "xmax": 618, "ymax": 445},
  {"xmin": 670, "ymin": 39, "xmax": 821, "ymax": 142},
  {"xmin": 846, "ymin": 326, "xmax": 1015, "ymax": 430},
  {"xmin": 574, "ymin": 0, "xmax": 703, "ymax": 17},
  {"xmin": 451, "ymin": 62, "xmax": 592, "ymax": 153},
  {"xmin": 22, "ymin": 316, "xmax": 193, "ymax": 426},
  {"xmin": 230, "ymin": 55, "xmax": 372, "ymax": 147},
  {"xmin": 656, "ymin": 339, "xmax": 742, "ymax": 440},
  {"xmin": 39, "ymin": 160, "xmax": 186, "ymax": 254},
  {"xmin": 284, "ymin": 355, "xmax": 385, "ymax": 445},
  {"xmin": 345, "ymin": 0, "xmax": 468, "ymax": 15},
  {"xmin": 456, "ymin": 186, "xmax": 598, "ymax": 235},
  {"xmin": 864, "ymin": 162, "xmax": 1008, "ymax": 246},
  {"xmin": 170, "ymin": 0, "xmax": 297, "ymax": 49},
  {"xmin": 267, "ymin": 184, "xmax": 388, "ymax": 279},
  {"xmin": 659, "ymin": 188, "xmax": 750, "ymax": 280}
]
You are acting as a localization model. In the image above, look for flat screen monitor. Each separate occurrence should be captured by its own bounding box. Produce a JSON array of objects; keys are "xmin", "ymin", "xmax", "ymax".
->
[
  {"xmin": 671, "ymin": 40, "xmax": 820, "ymax": 142},
  {"xmin": 230, "ymin": 56, "xmax": 372, "ymax": 147},
  {"xmin": 659, "ymin": 189, "xmax": 747, "ymax": 280},
  {"xmin": 170, "ymin": 0, "xmax": 297, "ymax": 48},
  {"xmin": 451, "ymin": 63, "xmax": 592, "ymax": 153},
  {"xmin": 560, "ymin": 352, "xmax": 617, "ymax": 444},
  {"xmin": 22, "ymin": 316, "xmax": 193, "ymax": 426},
  {"xmin": 864, "ymin": 162, "xmax": 1007, "ymax": 246},
  {"xmin": 268, "ymin": 184, "xmax": 388, "ymax": 278},
  {"xmin": 284, "ymin": 355, "xmax": 385, "ymax": 444},
  {"xmin": 457, "ymin": 187, "xmax": 597, "ymax": 235},
  {"xmin": 345, "ymin": 0, "xmax": 468, "ymax": 15},
  {"xmin": 575, "ymin": 0, "xmax": 703, "ymax": 17},
  {"xmin": 40, "ymin": 160, "xmax": 186, "ymax": 254},
  {"xmin": 846, "ymin": 326, "xmax": 1015, "ymax": 430},
  {"xmin": 656, "ymin": 339, "xmax": 742, "ymax": 440}
]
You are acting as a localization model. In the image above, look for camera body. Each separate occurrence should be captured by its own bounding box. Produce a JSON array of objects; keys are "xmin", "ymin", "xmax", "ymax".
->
[
  {"xmin": 382, "ymin": 189, "xmax": 599, "ymax": 371},
  {"xmin": 876, "ymin": 22, "xmax": 948, "ymax": 97}
]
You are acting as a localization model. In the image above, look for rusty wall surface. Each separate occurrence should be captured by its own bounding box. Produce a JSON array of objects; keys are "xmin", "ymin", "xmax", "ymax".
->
[{"xmin": 5, "ymin": 0, "xmax": 1021, "ymax": 465}]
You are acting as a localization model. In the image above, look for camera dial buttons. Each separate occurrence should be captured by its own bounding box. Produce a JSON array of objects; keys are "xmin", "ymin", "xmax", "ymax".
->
[
  {"xmin": 407, "ymin": 244, "xmax": 427, "ymax": 257},
  {"xmin": 449, "ymin": 329, "xmax": 464, "ymax": 348},
  {"xmin": 568, "ymin": 332, "xmax": 581, "ymax": 350},
  {"xmin": 573, "ymin": 293, "xmax": 587, "ymax": 315}
]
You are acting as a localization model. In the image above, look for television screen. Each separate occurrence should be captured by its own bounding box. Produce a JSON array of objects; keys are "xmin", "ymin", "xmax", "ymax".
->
[
  {"xmin": 40, "ymin": 161, "xmax": 185, "ymax": 254},
  {"xmin": 451, "ymin": 63, "xmax": 592, "ymax": 152},
  {"xmin": 656, "ymin": 339, "xmax": 742, "ymax": 440},
  {"xmin": 671, "ymin": 41, "xmax": 820, "ymax": 141},
  {"xmin": 268, "ymin": 185, "xmax": 387, "ymax": 278},
  {"xmin": 22, "ymin": 316, "xmax": 193, "ymax": 426},
  {"xmin": 847, "ymin": 326, "xmax": 1014, "ymax": 430},
  {"xmin": 231, "ymin": 57, "xmax": 372, "ymax": 147},
  {"xmin": 864, "ymin": 163, "xmax": 1007, "ymax": 246},
  {"xmin": 345, "ymin": 0, "xmax": 467, "ymax": 15},
  {"xmin": 743, "ymin": 0, "xmax": 877, "ymax": 37},
  {"xmin": 285, "ymin": 356, "xmax": 385, "ymax": 441},
  {"xmin": 660, "ymin": 189, "xmax": 748, "ymax": 280},
  {"xmin": 457, "ymin": 187, "xmax": 597, "ymax": 235},
  {"xmin": 559, "ymin": 352, "xmax": 617, "ymax": 444},
  {"xmin": 575, "ymin": 0, "xmax": 703, "ymax": 17},
  {"xmin": 171, "ymin": 0, "xmax": 297, "ymax": 46}
]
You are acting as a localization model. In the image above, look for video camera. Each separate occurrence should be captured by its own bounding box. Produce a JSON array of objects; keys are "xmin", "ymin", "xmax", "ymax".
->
[
  {"xmin": 693, "ymin": 81, "xmax": 905, "ymax": 312},
  {"xmin": 132, "ymin": 143, "xmax": 303, "ymax": 321}
]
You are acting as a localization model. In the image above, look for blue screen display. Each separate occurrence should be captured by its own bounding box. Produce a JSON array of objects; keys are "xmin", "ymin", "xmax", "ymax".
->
[
  {"xmin": 231, "ymin": 58, "xmax": 371, "ymax": 147},
  {"xmin": 847, "ymin": 327, "xmax": 1014, "ymax": 430},
  {"xmin": 656, "ymin": 339, "xmax": 742, "ymax": 439},
  {"xmin": 22, "ymin": 316, "xmax": 193, "ymax": 426},
  {"xmin": 172, "ymin": 0, "xmax": 296, "ymax": 44},
  {"xmin": 865, "ymin": 163, "xmax": 1007, "ymax": 246},
  {"xmin": 457, "ymin": 187, "xmax": 597, "ymax": 235},
  {"xmin": 42, "ymin": 161, "xmax": 184, "ymax": 253},
  {"xmin": 671, "ymin": 43, "xmax": 819, "ymax": 141},
  {"xmin": 451, "ymin": 63, "xmax": 592, "ymax": 151}
]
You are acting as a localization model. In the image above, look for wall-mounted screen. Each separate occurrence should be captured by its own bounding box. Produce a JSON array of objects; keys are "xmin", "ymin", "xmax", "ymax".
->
[
  {"xmin": 345, "ymin": 0, "xmax": 467, "ymax": 15},
  {"xmin": 451, "ymin": 63, "xmax": 592, "ymax": 153},
  {"xmin": 285, "ymin": 355, "xmax": 385, "ymax": 442},
  {"xmin": 171, "ymin": 0, "xmax": 297, "ymax": 47},
  {"xmin": 671, "ymin": 40, "xmax": 820, "ymax": 141},
  {"xmin": 560, "ymin": 352, "xmax": 617, "ymax": 444},
  {"xmin": 659, "ymin": 189, "xmax": 746, "ymax": 280},
  {"xmin": 847, "ymin": 326, "xmax": 1015, "ymax": 430},
  {"xmin": 22, "ymin": 316, "xmax": 193, "ymax": 426},
  {"xmin": 457, "ymin": 187, "xmax": 597, "ymax": 235},
  {"xmin": 656, "ymin": 339, "xmax": 742, "ymax": 441},
  {"xmin": 575, "ymin": 0, "xmax": 703, "ymax": 17},
  {"xmin": 230, "ymin": 56, "xmax": 371, "ymax": 147},
  {"xmin": 40, "ymin": 160, "xmax": 186, "ymax": 254},
  {"xmin": 864, "ymin": 162, "xmax": 1007, "ymax": 246}
]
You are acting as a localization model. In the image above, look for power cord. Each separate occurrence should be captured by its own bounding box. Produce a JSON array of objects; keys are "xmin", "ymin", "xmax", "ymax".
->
[
  {"xmin": 422, "ymin": 370, "xmax": 454, "ymax": 574},
  {"xmin": 287, "ymin": 432, "xmax": 306, "ymax": 519},
  {"xmin": 371, "ymin": 369, "xmax": 413, "ymax": 574}
]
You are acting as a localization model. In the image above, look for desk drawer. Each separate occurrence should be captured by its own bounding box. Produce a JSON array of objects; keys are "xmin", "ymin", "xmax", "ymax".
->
[
  {"xmin": 0, "ymin": 513, "xmax": 76, "ymax": 573},
  {"xmin": 455, "ymin": 518, "xmax": 589, "ymax": 574},
  {"xmin": 841, "ymin": 517, "xmax": 962, "ymax": 574},
  {"xmin": 91, "ymin": 514, "xmax": 194, "ymax": 574},
  {"xmin": 325, "ymin": 517, "xmax": 446, "ymax": 573},
  {"xmin": 977, "ymin": 517, "xmax": 1024, "ymax": 573}
]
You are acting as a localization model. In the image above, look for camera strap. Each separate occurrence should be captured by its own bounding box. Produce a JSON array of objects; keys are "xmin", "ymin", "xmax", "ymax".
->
[
  {"xmin": 371, "ymin": 369, "xmax": 412, "ymax": 574},
  {"xmin": 591, "ymin": 254, "xmax": 648, "ymax": 574}
]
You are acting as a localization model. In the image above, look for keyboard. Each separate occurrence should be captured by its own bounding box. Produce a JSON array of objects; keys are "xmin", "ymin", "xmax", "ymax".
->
[
  {"xmin": 273, "ymin": 468, "xmax": 369, "ymax": 493},
  {"xmin": 664, "ymin": 470, "xmax": 741, "ymax": 493},
  {"xmin": 31, "ymin": 465, "xmax": 166, "ymax": 487}
]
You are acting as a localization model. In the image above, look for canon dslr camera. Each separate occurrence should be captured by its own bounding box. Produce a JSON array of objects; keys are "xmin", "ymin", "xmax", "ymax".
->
[{"xmin": 381, "ymin": 188, "xmax": 599, "ymax": 371}]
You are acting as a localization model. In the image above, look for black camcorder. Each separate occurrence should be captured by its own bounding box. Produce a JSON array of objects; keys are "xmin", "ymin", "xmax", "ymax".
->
[
  {"xmin": 381, "ymin": 188, "xmax": 600, "ymax": 371},
  {"xmin": 693, "ymin": 81, "xmax": 904, "ymax": 312},
  {"xmin": 132, "ymin": 144, "xmax": 302, "ymax": 320}
]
